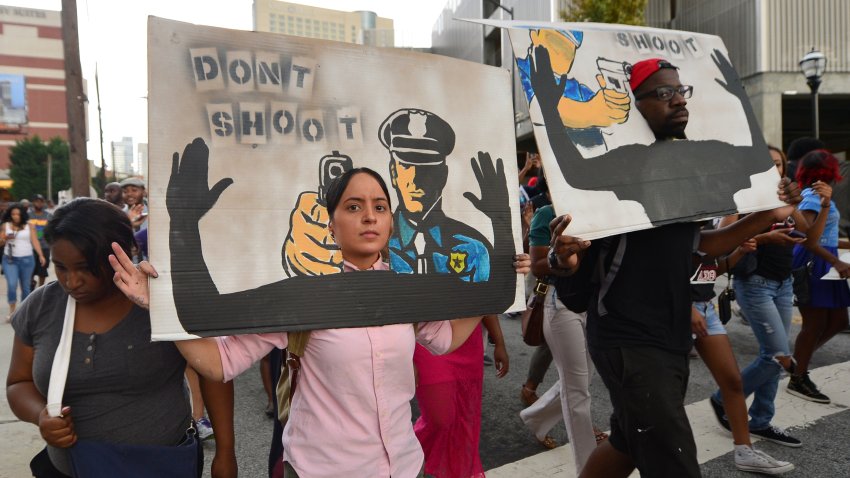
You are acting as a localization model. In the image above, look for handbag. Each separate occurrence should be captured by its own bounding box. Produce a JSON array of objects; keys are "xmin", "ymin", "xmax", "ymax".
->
[
  {"xmin": 791, "ymin": 260, "xmax": 813, "ymax": 306},
  {"xmin": 47, "ymin": 297, "xmax": 200, "ymax": 478},
  {"xmin": 717, "ymin": 285, "xmax": 734, "ymax": 325},
  {"xmin": 521, "ymin": 279, "xmax": 549, "ymax": 346},
  {"xmin": 717, "ymin": 258, "xmax": 735, "ymax": 325}
]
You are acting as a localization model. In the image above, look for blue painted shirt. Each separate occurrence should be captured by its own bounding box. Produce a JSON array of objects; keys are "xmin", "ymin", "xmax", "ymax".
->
[{"xmin": 388, "ymin": 209, "xmax": 490, "ymax": 283}]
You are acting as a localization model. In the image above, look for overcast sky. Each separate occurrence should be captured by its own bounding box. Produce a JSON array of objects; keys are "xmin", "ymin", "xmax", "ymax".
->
[{"xmin": 11, "ymin": 0, "xmax": 448, "ymax": 171}]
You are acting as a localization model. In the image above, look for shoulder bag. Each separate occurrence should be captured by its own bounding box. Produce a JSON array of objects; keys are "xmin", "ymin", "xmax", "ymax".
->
[
  {"xmin": 47, "ymin": 297, "xmax": 200, "ymax": 478},
  {"xmin": 791, "ymin": 258, "xmax": 813, "ymax": 306},
  {"xmin": 521, "ymin": 279, "xmax": 548, "ymax": 346},
  {"xmin": 715, "ymin": 256, "xmax": 736, "ymax": 325}
]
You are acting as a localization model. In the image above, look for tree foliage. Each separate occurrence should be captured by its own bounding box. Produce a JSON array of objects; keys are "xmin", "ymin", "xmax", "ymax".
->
[
  {"xmin": 561, "ymin": 0, "xmax": 648, "ymax": 26},
  {"xmin": 9, "ymin": 136, "xmax": 71, "ymax": 202}
]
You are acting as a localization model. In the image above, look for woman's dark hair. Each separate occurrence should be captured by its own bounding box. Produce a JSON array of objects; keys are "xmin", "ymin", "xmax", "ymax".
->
[
  {"xmin": 766, "ymin": 144, "xmax": 788, "ymax": 178},
  {"xmin": 44, "ymin": 198, "xmax": 135, "ymax": 280},
  {"xmin": 2, "ymin": 203, "xmax": 30, "ymax": 225},
  {"xmin": 786, "ymin": 137, "xmax": 825, "ymax": 162},
  {"xmin": 325, "ymin": 168, "xmax": 392, "ymax": 220},
  {"xmin": 795, "ymin": 149, "xmax": 842, "ymax": 188}
]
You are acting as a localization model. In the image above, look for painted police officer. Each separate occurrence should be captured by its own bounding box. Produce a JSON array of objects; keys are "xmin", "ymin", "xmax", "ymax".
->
[{"xmin": 380, "ymin": 109, "xmax": 492, "ymax": 281}]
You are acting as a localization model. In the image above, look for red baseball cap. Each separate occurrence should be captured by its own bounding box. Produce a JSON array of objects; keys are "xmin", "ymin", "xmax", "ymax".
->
[{"xmin": 629, "ymin": 58, "xmax": 679, "ymax": 92}]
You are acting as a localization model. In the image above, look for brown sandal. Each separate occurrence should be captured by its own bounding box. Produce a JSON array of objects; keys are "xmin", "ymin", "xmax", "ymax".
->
[
  {"xmin": 538, "ymin": 435, "xmax": 558, "ymax": 449},
  {"xmin": 520, "ymin": 386, "xmax": 539, "ymax": 406}
]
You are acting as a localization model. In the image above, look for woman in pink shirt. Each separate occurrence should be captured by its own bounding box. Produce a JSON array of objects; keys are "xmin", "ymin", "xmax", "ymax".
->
[{"xmin": 111, "ymin": 167, "xmax": 529, "ymax": 478}]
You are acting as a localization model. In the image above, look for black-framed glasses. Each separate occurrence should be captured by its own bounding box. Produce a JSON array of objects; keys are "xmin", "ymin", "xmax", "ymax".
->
[{"xmin": 635, "ymin": 85, "xmax": 693, "ymax": 101}]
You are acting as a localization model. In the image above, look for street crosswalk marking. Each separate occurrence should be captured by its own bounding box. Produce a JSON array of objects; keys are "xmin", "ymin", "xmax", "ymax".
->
[{"xmin": 486, "ymin": 361, "xmax": 850, "ymax": 477}]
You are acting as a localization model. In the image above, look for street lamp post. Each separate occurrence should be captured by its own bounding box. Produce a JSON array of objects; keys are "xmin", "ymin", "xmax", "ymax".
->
[{"xmin": 799, "ymin": 48, "xmax": 827, "ymax": 139}]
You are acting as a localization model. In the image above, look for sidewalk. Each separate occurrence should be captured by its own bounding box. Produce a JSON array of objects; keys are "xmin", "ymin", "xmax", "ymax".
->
[{"xmin": 0, "ymin": 293, "xmax": 43, "ymax": 478}]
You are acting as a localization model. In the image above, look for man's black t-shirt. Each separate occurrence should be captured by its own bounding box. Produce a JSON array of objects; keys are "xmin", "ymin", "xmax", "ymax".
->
[{"xmin": 587, "ymin": 222, "xmax": 698, "ymax": 355}]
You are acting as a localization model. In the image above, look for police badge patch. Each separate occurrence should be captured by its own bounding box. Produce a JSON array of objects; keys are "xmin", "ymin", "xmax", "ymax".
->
[{"xmin": 449, "ymin": 252, "xmax": 467, "ymax": 274}]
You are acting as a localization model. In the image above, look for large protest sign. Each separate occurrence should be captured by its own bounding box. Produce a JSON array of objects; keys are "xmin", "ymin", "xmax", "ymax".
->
[
  {"xmin": 484, "ymin": 20, "xmax": 782, "ymax": 240},
  {"xmin": 148, "ymin": 17, "xmax": 524, "ymax": 340}
]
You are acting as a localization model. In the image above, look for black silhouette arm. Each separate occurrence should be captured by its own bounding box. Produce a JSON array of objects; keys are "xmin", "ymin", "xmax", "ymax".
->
[
  {"xmin": 166, "ymin": 139, "xmax": 519, "ymax": 335},
  {"xmin": 528, "ymin": 45, "xmax": 587, "ymax": 169}
]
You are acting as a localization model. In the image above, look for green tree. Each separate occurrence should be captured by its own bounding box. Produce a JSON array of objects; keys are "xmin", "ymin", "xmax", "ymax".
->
[
  {"xmin": 562, "ymin": 0, "xmax": 648, "ymax": 26},
  {"xmin": 9, "ymin": 136, "xmax": 71, "ymax": 202}
]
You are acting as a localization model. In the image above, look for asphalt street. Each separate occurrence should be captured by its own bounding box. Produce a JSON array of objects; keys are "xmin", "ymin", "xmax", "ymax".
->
[
  {"xmin": 1, "ymin": 274, "xmax": 848, "ymax": 477},
  {"xmin": 204, "ymin": 301, "xmax": 850, "ymax": 477}
]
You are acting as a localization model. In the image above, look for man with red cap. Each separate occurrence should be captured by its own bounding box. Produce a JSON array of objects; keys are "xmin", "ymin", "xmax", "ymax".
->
[{"xmin": 533, "ymin": 50, "xmax": 804, "ymax": 477}]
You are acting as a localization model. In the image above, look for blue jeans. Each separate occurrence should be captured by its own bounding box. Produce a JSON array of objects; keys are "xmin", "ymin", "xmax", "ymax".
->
[
  {"xmin": 3, "ymin": 254, "xmax": 35, "ymax": 304},
  {"xmin": 712, "ymin": 274, "xmax": 793, "ymax": 430}
]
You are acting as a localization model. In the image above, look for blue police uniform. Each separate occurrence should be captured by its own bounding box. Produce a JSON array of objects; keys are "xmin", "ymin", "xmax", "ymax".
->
[
  {"xmin": 388, "ymin": 209, "xmax": 491, "ymax": 282},
  {"xmin": 516, "ymin": 29, "xmax": 605, "ymax": 149}
]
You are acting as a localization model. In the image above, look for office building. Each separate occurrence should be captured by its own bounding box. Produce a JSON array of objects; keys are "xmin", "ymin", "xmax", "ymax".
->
[
  {"xmin": 137, "ymin": 142, "xmax": 148, "ymax": 178},
  {"xmin": 111, "ymin": 136, "xmax": 134, "ymax": 176},
  {"xmin": 253, "ymin": 0, "xmax": 394, "ymax": 47}
]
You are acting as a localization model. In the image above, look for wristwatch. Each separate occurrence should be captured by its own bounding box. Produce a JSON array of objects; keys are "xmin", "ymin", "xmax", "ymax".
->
[{"xmin": 548, "ymin": 247, "xmax": 564, "ymax": 270}]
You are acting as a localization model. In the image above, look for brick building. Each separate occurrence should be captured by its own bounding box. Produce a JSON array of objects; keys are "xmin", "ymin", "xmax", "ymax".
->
[{"xmin": 0, "ymin": 5, "xmax": 66, "ymax": 190}]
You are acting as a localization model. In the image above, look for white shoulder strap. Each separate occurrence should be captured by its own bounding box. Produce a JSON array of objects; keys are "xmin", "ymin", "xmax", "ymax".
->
[{"xmin": 46, "ymin": 297, "xmax": 76, "ymax": 417}]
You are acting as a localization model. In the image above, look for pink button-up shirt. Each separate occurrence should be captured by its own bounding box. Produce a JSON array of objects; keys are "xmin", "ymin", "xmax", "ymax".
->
[{"xmin": 215, "ymin": 259, "xmax": 452, "ymax": 477}]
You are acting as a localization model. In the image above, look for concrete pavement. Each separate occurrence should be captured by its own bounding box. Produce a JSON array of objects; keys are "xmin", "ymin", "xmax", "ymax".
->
[{"xmin": 0, "ymin": 297, "xmax": 43, "ymax": 478}]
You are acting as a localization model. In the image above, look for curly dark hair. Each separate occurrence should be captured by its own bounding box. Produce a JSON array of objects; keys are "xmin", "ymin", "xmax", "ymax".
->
[{"xmin": 2, "ymin": 203, "xmax": 30, "ymax": 226}]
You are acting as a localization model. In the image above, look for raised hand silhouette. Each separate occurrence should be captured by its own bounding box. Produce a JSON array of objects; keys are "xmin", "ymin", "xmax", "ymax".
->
[{"xmin": 167, "ymin": 138, "xmax": 233, "ymax": 224}]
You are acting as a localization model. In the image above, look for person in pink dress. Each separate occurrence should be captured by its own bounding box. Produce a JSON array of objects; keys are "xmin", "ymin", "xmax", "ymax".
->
[
  {"xmin": 413, "ymin": 315, "xmax": 507, "ymax": 478},
  {"xmin": 110, "ymin": 160, "xmax": 529, "ymax": 478}
]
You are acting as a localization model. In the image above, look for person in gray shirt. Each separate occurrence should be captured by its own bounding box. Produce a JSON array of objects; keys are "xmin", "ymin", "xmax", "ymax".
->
[{"xmin": 5, "ymin": 198, "xmax": 193, "ymax": 477}]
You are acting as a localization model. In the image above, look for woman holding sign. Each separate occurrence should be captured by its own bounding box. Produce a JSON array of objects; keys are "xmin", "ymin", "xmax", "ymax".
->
[{"xmin": 110, "ymin": 160, "xmax": 530, "ymax": 478}]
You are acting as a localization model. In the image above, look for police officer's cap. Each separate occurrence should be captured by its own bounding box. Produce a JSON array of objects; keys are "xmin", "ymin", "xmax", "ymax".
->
[{"xmin": 379, "ymin": 109, "xmax": 455, "ymax": 165}]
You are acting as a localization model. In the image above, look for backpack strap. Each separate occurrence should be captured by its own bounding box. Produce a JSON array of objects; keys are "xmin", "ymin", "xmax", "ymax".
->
[
  {"xmin": 287, "ymin": 331, "xmax": 310, "ymax": 357},
  {"xmin": 595, "ymin": 235, "xmax": 627, "ymax": 317},
  {"xmin": 275, "ymin": 331, "xmax": 311, "ymax": 424}
]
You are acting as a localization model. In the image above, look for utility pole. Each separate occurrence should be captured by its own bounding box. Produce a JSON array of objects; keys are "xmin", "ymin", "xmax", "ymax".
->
[
  {"xmin": 61, "ymin": 0, "xmax": 90, "ymax": 197},
  {"xmin": 95, "ymin": 65, "xmax": 110, "ymax": 184},
  {"xmin": 47, "ymin": 153, "xmax": 53, "ymax": 201}
]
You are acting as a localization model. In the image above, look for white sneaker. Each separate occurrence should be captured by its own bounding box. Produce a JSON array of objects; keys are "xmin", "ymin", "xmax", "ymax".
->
[
  {"xmin": 196, "ymin": 416, "xmax": 214, "ymax": 441},
  {"xmin": 734, "ymin": 445, "xmax": 794, "ymax": 475}
]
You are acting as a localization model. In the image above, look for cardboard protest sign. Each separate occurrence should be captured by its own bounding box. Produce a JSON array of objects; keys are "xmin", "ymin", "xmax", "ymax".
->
[
  {"xmin": 147, "ymin": 18, "xmax": 524, "ymax": 340},
  {"xmin": 487, "ymin": 20, "xmax": 782, "ymax": 240}
]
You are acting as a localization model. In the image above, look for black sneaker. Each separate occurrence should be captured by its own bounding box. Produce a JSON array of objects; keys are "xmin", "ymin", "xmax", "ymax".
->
[
  {"xmin": 750, "ymin": 425, "xmax": 802, "ymax": 448},
  {"xmin": 787, "ymin": 372, "xmax": 830, "ymax": 404},
  {"xmin": 709, "ymin": 397, "xmax": 731, "ymax": 432}
]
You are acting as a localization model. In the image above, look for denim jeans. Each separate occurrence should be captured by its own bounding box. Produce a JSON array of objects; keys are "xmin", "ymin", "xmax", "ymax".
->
[
  {"xmin": 712, "ymin": 274, "xmax": 793, "ymax": 430},
  {"xmin": 3, "ymin": 254, "xmax": 35, "ymax": 304}
]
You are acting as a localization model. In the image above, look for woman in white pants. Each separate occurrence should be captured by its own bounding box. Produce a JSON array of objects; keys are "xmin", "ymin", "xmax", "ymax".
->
[{"xmin": 520, "ymin": 204, "xmax": 603, "ymax": 474}]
